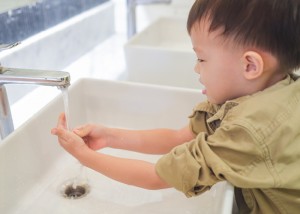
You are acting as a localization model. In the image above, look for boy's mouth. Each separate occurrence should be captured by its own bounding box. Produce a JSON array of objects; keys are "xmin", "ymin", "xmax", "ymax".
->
[{"xmin": 201, "ymin": 88, "xmax": 207, "ymax": 95}]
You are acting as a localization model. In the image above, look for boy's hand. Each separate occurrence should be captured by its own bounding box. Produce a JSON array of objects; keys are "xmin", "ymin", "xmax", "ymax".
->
[
  {"xmin": 72, "ymin": 124, "xmax": 110, "ymax": 151},
  {"xmin": 51, "ymin": 113, "xmax": 89, "ymax": 157}
]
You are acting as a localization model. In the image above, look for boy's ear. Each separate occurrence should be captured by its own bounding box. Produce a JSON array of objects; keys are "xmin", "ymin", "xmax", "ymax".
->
[{"xmin": 242, "ymin": 51, "xmax": 264, "ymax": 80}]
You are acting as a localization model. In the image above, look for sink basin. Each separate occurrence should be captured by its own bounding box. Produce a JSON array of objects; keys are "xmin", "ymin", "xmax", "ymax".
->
[
  {"xmin": 0, "ymin": 78, "xmax": 233, "ymax": 213},
  {"xmin": 124, "ymin": 17, "xmax": 201, "ymax": 89}
]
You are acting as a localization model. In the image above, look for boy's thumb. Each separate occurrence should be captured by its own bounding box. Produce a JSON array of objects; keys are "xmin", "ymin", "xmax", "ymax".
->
[
  {"xmin": 73, "ymin": 125, "xmax": 90, "ymax": 137},
  {"xmin": 51, "ymin": 128, "xmax": 58, "ymax": 135}
]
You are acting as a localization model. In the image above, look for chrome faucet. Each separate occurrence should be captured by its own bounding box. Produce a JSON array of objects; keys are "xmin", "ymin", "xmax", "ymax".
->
[
  {"xmin": 0, "ymin": 42, "xmax": 70, "ymax": 140},
  {"xmin": 126, "ymin": 0, "xmax": 172, "ymax": 38}
]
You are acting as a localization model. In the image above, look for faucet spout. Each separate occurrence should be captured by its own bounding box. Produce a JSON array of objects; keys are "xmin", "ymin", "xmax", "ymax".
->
[
  {"xmin": 0, "ymin": 67, "xmax": 70, "ymax": 88},
  {"xmin": 0, "ymin": 67, "xmax": 70, "ymax": 140}
]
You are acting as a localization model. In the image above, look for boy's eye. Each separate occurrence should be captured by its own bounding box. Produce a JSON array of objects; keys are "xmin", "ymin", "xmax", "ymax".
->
[{"xmin": 197, "ymin": 58, "xmax": 205, "ymax": 63}]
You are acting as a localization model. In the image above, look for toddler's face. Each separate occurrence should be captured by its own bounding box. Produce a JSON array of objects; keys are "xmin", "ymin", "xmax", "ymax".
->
[{"xmin": 190, "ymin": 20, "xmax": 247, "ymax": 104}]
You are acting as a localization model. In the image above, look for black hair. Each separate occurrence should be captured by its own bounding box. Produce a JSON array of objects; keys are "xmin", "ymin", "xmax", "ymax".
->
[{"xmin": 187, "ymin": 0, "xmax": 300, "ymax": 73}]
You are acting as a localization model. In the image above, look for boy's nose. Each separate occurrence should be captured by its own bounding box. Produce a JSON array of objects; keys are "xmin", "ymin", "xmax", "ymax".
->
[{"xmin": 194, "ymin": 63, "xmax": 200, "ymax": 74}]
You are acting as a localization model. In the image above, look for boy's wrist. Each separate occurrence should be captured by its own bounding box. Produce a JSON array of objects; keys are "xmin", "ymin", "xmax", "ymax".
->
[
  {"xmin": 76, "ymin": 146, "xmax": 94, "ymax": 166},
  {"xmin": 105, "ymin": 127, "xmax": 118, "ymax": 148}
]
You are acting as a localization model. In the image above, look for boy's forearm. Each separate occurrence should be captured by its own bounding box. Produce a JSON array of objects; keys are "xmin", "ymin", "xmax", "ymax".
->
[
  {"xmin": 109, "ymin": 126, "xmax": 195, "ymax": 154},
  {"xmin": 79, "ymin": 149, "xmax": 170, "ymax": 190}
]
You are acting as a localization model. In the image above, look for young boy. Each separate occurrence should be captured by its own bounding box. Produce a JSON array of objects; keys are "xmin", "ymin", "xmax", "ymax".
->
[{"xmin": 52, "ymin": 0, "xmax": 300, "ymax": 213}]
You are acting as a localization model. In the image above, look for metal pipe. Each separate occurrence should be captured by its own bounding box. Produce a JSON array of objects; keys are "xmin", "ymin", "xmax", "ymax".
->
[
  {"xmin": 0, "ymin": 85, "xmax": 13, "ymax": 139},
  {"xmin": 126, "ymin": 0, "xmax": 172, "ymax": 38}
]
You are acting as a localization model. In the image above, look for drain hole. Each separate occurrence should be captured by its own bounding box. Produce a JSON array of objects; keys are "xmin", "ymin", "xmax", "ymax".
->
[
  {"xmin": 65, "ymin": 185, "xmax": 86, "ymax": 199},
  {"xmin": 61, "ymin": 181, "xmax": 90, "ymax": 199}
]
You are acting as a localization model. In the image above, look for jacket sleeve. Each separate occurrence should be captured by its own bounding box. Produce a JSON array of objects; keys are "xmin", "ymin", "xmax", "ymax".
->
[{"xmin": 155, "ymin": 121, "xmax": 278, "ymax": 197}]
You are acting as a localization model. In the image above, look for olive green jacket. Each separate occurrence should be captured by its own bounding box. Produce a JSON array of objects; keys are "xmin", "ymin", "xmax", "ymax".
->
[{"xmin": 156, "ymin": 74, "xmax": 300, "ymax": 213}]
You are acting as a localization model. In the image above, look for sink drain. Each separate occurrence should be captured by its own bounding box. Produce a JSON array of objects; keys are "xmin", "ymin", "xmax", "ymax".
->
[{"xmin": 60, "ymin": 180, "xmax": 90, "ymax": 199}]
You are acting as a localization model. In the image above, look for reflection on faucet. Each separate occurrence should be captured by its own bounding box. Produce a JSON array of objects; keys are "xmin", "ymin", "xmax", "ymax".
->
[
  {"xmin": 0, "ymin": 66, "xmax": 70, "ymax": 140},
  {"xmin": 0, "ymin": 67, "xmax": 70, "ymax": 88},
  {"xmin": 126, "ymin": 0, "xmax": 172, "ymax": 38}
]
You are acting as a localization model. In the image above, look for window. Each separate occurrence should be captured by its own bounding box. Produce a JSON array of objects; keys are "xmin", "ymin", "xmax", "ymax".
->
[{"xmin": 0, "ymin": 0, "xmax": 109, "ymax": 44}]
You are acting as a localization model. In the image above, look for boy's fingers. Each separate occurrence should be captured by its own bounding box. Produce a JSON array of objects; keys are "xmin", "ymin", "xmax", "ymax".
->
[
  {"xmin": 53, "ymin": 127, "xmax": 74, "ymax": 141},
  {"xmin": 73, "ymin": 125, "xmax": 91, "ymax": 137},
  {"xmin": 52, "ymin": 127, "xmax": 78, "ymax": 147},
  {"xmin": 51, "ymin": 127, "xmax": 67, "ymax": 139},
  {"xmin": 51, "ymin": 128, "xmax": 58, "ymax": 135},
  {"xmin": 57, "ymin": 112, "xmax": 67, "ymax": 129}
]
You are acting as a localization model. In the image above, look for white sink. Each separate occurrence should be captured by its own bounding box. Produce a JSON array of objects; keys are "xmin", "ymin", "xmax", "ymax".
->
[
  {"xmin": 0, "ymin": 78, "xmax": 233, "ymax": 213},
  {"xmin": 124, "ymin": 17, "xmax": 201, "ymax": 89}
]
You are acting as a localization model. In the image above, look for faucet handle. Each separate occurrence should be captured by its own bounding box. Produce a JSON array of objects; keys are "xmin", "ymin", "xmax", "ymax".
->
[{"xmin": 0, "ymin": 42, "xmax": 21, "ymax": 52}]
